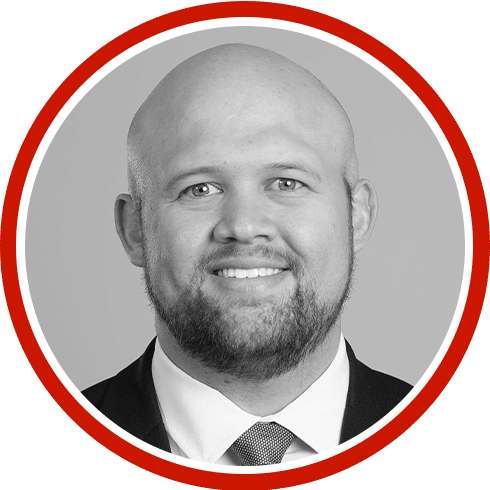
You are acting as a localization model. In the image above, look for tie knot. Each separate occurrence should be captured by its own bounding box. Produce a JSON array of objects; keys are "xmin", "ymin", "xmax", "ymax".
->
[{"xmin": 231, "ymin": 422, "xmax": 296, "ymax": 466}]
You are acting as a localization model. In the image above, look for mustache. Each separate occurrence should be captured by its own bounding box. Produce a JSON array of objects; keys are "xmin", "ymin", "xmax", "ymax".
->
[{"xmin": 196, "ymin": 244, "xmax": 303, "ymax": 276}]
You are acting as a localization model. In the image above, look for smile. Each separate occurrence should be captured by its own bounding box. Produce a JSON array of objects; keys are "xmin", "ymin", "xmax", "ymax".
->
[{"xmin": 216, "ymin": 268, "xmax": 285, "ymax": 279}]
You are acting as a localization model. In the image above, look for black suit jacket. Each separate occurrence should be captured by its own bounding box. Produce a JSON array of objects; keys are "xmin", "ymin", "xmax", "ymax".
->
[{"xmin": 83, "ymin": 339, "xmax": 412, "ymax": 452}]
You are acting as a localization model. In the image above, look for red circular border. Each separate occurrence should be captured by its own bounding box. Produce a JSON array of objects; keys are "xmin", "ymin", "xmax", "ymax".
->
[{"xmin": 1, "ymin": 2, "xmax": 489, "ymax": 489}]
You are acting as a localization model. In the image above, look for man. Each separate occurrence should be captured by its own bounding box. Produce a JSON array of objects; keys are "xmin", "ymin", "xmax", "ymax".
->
[{"xmin": 83, "ymin": 43, "xmax": 411, "ymax": 466}]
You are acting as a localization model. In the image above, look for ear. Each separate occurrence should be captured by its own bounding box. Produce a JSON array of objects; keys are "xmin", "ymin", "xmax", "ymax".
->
[
  {"xmin": 351, "ymin": 179, "xmax": 379, "ymax": 254},
  {"xmin": 114, "ymin": 193, "xmax": 145, "ymax": 267}
]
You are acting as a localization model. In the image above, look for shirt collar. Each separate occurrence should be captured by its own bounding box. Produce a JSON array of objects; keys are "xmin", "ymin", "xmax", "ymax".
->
[{"xmin": 152, "ymin": 335, "xmax": 349, "ymax": 463}]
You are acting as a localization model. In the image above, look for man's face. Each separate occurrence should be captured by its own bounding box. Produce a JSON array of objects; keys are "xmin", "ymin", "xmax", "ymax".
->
[{"xmin": 139, "ymin": 85, "xmax": 355, "ymax": 379}]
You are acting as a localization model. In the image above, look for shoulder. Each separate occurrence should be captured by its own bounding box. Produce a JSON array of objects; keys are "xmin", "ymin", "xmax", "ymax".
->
[
  {"xmin": 81, "ymin": 339, "xmax": 170, "ymax": 451},
  {"xmin": 356, "ymin": 357, "xmax": 412, "ymax": 409},
  {"xmin": 83, "ymin": 377, "xmax": 112, "ymax": 407},
  {"xmin": 345, "ymin": 340, "xmax": 412, "ymax": 399},
  {"xmin": 340, "ymin": 341, "xmax": 413, "ymax": 442},
  {"xmin": 81, "ymin": 339, "xmax": 158, "ymax": 419}
]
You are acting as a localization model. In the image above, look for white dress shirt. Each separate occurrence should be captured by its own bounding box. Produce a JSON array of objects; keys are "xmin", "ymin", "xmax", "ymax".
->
[{"xmin": 151, "ymin": 335, "xmax": 349, "ymax": 465}]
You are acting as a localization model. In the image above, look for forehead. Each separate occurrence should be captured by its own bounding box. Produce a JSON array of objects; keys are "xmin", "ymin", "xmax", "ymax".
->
[
  {"xmin": 164, "ymin": 127, "xmax": 326, "ymax": 185},
  {"xmin": 155, "ymin": 121, "xmax": 344, "ymax": 196},
  {"xmin": 130, "ymin": 47, "xmax": 355, "ymax": 191},
  {"xmin": 147, "ymin": 88, "xmax": 348, "ymax": 184}
]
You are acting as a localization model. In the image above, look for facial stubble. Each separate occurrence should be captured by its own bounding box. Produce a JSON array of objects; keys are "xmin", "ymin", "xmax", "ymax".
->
[{"xmin": 142, "ymin": 236, "xmax": 354, "ymax": 382}]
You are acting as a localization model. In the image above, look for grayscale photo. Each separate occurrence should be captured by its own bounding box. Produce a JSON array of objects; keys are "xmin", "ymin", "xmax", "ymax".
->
[{"xmin": 26, "ymin": 27, "xmax": 465, "ymax": 466}]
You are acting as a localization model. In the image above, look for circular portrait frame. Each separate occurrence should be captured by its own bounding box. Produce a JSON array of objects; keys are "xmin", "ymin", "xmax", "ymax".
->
[{"xmin": 1, "ymin": 2, "xmax": 489, "ymax": 489}]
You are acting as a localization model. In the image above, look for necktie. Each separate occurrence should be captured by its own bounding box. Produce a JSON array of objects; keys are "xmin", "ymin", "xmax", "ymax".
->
[{"xmin": 231, "ymin": 422, "xmax": 296, "ymax": 466}]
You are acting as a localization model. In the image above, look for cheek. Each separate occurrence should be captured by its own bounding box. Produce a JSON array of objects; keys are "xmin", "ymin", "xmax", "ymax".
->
[
  {"xmin": 279, "ymin": 199, "xmax": 351, "ymax": 280},
  {"xmin": 148, "ymin": 208, "xmax": 214, "ymax": 288}
]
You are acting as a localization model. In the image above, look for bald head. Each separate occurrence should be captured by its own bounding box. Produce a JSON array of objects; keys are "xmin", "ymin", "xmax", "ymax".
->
[{"xmin": 127, "ymin": 44, "xmax": 358, "ymax": 210}]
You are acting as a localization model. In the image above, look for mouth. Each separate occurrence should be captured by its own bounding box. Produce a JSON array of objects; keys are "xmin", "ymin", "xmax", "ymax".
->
[
  {"xmin": 214, "ymin": 268, "xmax": 287, "ymax": 279},
  {"xmin": 206, "ymin": 263, "xmax": 293, "ymax": 297}
]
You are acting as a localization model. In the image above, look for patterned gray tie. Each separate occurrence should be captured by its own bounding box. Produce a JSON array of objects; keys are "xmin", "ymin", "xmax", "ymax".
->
[{"xmin": 231, "ymin": 422, "xmax": 296, "ymax": 466}]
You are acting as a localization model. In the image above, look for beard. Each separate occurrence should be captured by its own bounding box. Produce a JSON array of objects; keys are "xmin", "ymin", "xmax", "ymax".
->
[{"xmin": 142, "ymin": 239, "xmax": 354, "ymax": 382}]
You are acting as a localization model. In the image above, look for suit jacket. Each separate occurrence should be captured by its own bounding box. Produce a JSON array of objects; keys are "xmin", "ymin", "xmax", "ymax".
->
[{"xmin": 83, "ymin": 338, "xmax": 412, "ymax": 453}]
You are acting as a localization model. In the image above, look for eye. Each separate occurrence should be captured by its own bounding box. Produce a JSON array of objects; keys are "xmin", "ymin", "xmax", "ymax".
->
[
  {"xmin": 269, "ymin": 178, "xmax": 305, "ymax": 192},
  {"xmin": 181, "ymin": 182, "xmax": 223, "ymax": 198}
]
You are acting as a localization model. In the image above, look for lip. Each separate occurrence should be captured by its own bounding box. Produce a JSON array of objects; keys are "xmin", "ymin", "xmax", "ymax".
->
[
  {"xmin": 207, "ymin": 259, "xmax": 289, "ymax": 274},
  {"xmin": 206, "ymin": 268, "xmax": 293, "ymax": 296},
  {"xmin": 217, "ymin": 267, "xmax": 284, "ymax": 279}
]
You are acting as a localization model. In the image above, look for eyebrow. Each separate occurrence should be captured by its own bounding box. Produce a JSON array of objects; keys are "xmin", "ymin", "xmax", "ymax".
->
[
  {"xmin": 164, "ymin": 161, "xmax": 322, "ymax": 191},
  {"xmin": 267, "ymin": 162, "xmax": 322, "ymax": 182},
  {"xmin": 164, "ymin": 166, "xmax": 223, "ymax": 192}
]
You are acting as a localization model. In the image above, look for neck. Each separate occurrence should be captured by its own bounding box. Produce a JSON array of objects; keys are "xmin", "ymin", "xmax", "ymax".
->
[{"xmin": 155, "ymin": 320, "xmax": 341, "ymax": 417}]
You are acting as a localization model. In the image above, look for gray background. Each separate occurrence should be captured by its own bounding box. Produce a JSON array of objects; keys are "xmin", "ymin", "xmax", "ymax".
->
[{"xmin": 26, "ymin": 27, "xmax": 464, "ymax": 389}]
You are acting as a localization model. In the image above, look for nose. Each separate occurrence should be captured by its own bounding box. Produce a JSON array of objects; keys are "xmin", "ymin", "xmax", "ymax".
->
[{"xmin": 213, "ymin": 193, "xmax": 278, "ymax": 244}]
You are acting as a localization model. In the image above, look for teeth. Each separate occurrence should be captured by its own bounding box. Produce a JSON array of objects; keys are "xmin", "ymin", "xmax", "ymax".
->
[{"xmin": 217, "ymin": 268, "xmax": 284, "ymax": 279}]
